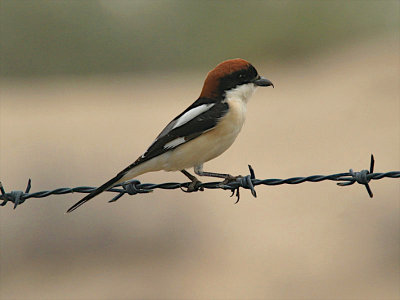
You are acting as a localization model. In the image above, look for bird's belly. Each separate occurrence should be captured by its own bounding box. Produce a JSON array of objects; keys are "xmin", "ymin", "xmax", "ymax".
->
[{"xmin": 165, "ymin": 98, "xmax": 246, "ymax": 171}]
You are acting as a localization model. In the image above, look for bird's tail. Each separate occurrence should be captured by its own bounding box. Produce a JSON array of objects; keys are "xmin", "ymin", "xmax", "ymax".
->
[
  {"xmin": 66, "ymin": 155, "xmax": 163, "ymax": 212},
  {"xmin": 66, "ymin": 173, "xmax": 125, "ymax": 213}
]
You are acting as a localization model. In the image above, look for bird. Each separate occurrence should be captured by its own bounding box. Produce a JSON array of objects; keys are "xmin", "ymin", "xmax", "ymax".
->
[{"xmin": 67, "ymin": 58, "xmax": 273, "ymax": 212}]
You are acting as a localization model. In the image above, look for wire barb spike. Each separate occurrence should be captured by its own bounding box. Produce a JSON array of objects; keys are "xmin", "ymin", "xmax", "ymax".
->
[{"xmin": 337, "ymin": 154, "xmax": 375, "ymax": 197}]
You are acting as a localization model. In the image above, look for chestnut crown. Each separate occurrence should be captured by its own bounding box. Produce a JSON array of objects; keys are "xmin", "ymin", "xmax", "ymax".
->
[{"xmin": 200, "ymin": 58, "xmax": 271, "ymax": 99}]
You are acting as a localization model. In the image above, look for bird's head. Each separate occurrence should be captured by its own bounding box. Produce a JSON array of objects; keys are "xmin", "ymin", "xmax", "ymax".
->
[{"xmin": 200, "ymin": 58, "xmax": 273, "ymax": 101}]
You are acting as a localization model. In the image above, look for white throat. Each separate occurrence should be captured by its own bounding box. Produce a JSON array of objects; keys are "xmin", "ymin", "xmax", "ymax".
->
[{"xmin": 224, "ymin": 83, "xmax": 257, "ymax": 104}]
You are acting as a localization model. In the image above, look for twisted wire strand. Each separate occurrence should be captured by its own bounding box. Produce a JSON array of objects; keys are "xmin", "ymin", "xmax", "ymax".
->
[{"xmin": 1, "ymin": 155, "xmax": 399, "ymax": 209}]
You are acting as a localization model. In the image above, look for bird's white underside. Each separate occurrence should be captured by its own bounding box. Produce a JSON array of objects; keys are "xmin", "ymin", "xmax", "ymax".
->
[{"xmin": 119, "ymin": 83, "xmax": 258, "ymax": 183}]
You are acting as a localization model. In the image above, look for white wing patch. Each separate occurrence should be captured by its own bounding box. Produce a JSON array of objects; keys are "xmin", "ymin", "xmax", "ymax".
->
[
  {"xmin": 172, "ymin": 103, "xmax": 215, "ymax": 130},
  {"xmin": 142, "ymin": 102, "xmax": 216, "ymax": 156},
  {"xmin": 163, "ymin": 137, "xmax": 186, "ymax": 149}
]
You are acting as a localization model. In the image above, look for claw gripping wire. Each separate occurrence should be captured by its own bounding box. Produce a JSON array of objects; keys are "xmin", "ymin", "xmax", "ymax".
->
[
  {"xmin": 0, "ymin": 155, "xmax": 399, "ymax": 209},
  {"xmin": 220, "ymin": 165, "xmax": 257, "ymax": 204}
]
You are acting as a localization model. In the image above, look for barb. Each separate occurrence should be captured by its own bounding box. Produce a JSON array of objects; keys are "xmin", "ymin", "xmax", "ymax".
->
[{"xmin": 1, "ymin": 155, "xmax": 399, "ymax": 209}]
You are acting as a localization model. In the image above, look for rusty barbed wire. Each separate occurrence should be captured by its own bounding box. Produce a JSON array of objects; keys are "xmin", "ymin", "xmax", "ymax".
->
[{"xmin": 1, "ymin": 155, "xmax": 399, "ymax": 209}]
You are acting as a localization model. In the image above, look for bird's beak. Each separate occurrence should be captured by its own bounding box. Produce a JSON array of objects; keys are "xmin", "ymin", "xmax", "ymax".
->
[{"xmin": 253, "ymin": 76, "xmax": 274, "ymax": 88}]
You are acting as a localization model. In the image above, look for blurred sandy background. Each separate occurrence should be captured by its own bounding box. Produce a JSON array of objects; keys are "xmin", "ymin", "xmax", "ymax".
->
[{"xmin": 1, "ymin": 1, "xmax": 399, "ymax": 300}]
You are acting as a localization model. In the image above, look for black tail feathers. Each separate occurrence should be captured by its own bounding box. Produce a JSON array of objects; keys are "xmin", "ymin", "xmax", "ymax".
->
[{"xmin": 66, "ymin": 173, "xmax": 124, "ymax": 213}]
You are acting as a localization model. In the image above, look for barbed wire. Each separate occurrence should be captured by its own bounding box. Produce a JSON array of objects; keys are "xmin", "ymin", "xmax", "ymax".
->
[{"xmin": 1, "ymin": 155, "xmax": 399, "ymax": 209}]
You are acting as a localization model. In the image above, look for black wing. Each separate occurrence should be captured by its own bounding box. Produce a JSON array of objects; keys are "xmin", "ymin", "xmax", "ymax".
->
[{"xmin": 121, "ymin": 98, "xmax": 228, "ymax": 172}]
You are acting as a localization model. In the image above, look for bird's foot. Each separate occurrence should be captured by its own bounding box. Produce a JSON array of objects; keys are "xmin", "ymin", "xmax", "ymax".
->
[
  {"xmin": 181, "ymin": 178, "xmax": 204, "ymax": 193},
  {"xmin": 221, "ymin": 174, "xmax": 243, "ymax": 185},
  {"xmin": 219, "ymin": 174, "xmax": 243, "ymax": 204}
]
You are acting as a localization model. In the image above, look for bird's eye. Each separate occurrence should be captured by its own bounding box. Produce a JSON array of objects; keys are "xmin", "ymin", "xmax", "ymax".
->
[{"xmin": 238, "ymin": 74, "xmax": 245, "ymax": 79}]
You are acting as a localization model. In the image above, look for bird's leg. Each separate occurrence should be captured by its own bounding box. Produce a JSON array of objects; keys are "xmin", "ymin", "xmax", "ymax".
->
[
  {"xmin": 194, "ymin": 164, "xmax": 245, "ymax": 202},
  {"xmin": 194, "ymin": 165, "xmax": 242, "ymax": 184},
  {"xmin": 180, "ymin": 170, "xmax": 204, "ymax": 192}
]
